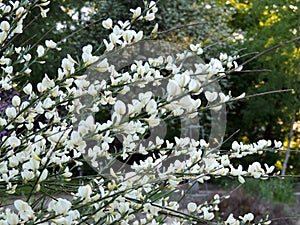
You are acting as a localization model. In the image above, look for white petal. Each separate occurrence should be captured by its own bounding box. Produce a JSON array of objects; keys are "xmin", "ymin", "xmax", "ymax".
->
[{"xmin": 205, "ymin": 91, "xmax": 218, "ymax": 102}]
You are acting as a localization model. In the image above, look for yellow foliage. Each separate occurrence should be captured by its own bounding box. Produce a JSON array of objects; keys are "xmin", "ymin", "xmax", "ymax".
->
[
  {"xmin": 283, "ymin": 140, "xmax": 298, "ymax": 149},
  {"xmin": 264, "ymin": 37, "xmax": 274, "ymax": 48},
  {"xmin": 275, "ymin": 160, "xmax": 283, "ymax": 170},
  {"xmin": 265, "ymin": 13, "xmax": 280, "ymax": 25},
  {"xmin": 259, "ymin": 8, "xmax": 281, "ymax": 27},
  {"xmin": 241, "ymin": 136, "xmax": 249, "ymax": 143},
  {"xmin": 227, "ymin": 0, "xmax": 252, "ymax": 11}
]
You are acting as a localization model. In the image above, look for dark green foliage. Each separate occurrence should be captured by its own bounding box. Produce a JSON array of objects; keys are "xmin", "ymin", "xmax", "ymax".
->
[
  {"xmin": 243, "ymin": 177, "xmax": 295, "ymax": 204},
  {"xmin": 223, "ymin": 0, "xmax": 300, "ymax": 173}
]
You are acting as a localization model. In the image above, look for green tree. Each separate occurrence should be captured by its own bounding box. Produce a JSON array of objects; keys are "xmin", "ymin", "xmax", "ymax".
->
[{"xmin": 224, "ymin": 0, "xmax": 300, "ymax": 174}]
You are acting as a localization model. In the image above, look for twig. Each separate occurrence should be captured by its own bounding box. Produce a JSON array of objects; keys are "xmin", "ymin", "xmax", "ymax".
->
[
  {"xmin": 231, "ymin": 69, "xmax": 272, "ymax": 73},
  {"xmin": 57, "ymin": 17, "xmax": 104, "ymax": 45},
  {"xmin": 281, "ymin": 109, "xmax": 296, "ymax": 176},
  {"xmin": 240, "ymin": 89, "xmax": 294, "ymax": 100},
  {"xmin": 222, "ymin": 129, "xmax": 240, "ymax": 145},
  {"xmin": 240, "ymin": 36, "xmax": 300, "ymax": 67}
]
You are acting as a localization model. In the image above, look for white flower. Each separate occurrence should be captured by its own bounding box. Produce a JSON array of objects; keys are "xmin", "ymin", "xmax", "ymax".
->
[
  {"xmin": 0, "ymin": 21, "xmax": 10, "ymax": 32},
  {"xmin": 238, "ymin": 175, "xmax": 245, "ymax": 184},
  {"xmin": 3, "ymin": 5, "xmax": 12, "ymax": 14},
  {"xmin": 235, "ymin": 92, "xmax": 245, "ymax": 99},
  {"xmin": 102, "ymin": 18, "xmax": 113, "ymax": 29},
  {"xmin": 110, "ymin": 25, "xmax": 122, "ymax": 37},
  {"xmin": 197, "ymin": 47, "xmax": 204, "ymax": 55},
  {"xmin": 239, "ymin": 213, "xmax": 254, "ymax": 223},
  {"xmin": 264, "ymin": 163, "xmax": 275, "ymax": 174},
  {"xmin": 225, "ymin": 214, "xmax": 240, "ymax": 225},
  {"xmin": 23, "ymin": 83, "xmax": 32, "ymax": 95},
  {"xmin": 16, "ymin": 7, "xmax": 25, "ymax": 18},
  {"xmin": 24, "ymin": 68, "xmax": 31, "ymax": 74},
  {"xmin": 167, "ymin": 80, "xmax": 181, "ymax": 96},
  {"xmin": 39, "ymin": 1, "xmax": 51, "ymax": 7},
  {"xmin": 43, "ymin": 97, "xmax": 55, "ymax": 109},
  {"xmin": 12, "ymin": 96, "xmax": 21, "ymax": 107},
  {"xmin": 96, "ymin": 58, "xmax": 109, "ymax": 72},
  {"xmin": 11, "ymin": 1, "xmax": 20, "ymax": 10},
  {"xmin": 0, "ymin": 31, "xmax": 8, "ymax": 44},
  {"xmin": 118, "ymin": 202, "xmax": 130, "ymax": 214},
  {"xmin": 6, "ymin": 211, "xmax": 18, "ymax": 225},
  {"xmin": 219, "ymin": 93, "xmax": 230, "ymax": 102},
  {"xmin": 174, "ymin": 72, "xmax": 190, "ymax": 88},
  {"xmin": 188, "ymin": 79, "xmax": 201, "ymax": 92},
  {"xmin": 0, "ymin": 118, "xmax": 7, "ymax": 126},
  {"xmin": 0, "ymin": 56, "xmax": 11, "ymax": 65},
  {"xmin": 229, "ymin": 165, "xmax": 246, "ymax": 183},
  {"xmin": 248, "ymin": 162, "xmax": 264, "ymax": 178},
  {"xmin": 79, "ymin": 115, "xmax": 95, "ymax": 133},
  {"xmin": 61, "ymin": 55, "xmax": 76, "ymax": 75},
  {"xmin": 230, "ymin": 165, "xmax": 244, "ymax": 176},
  {"xmin": 14, "ymin": 200, "xmax": 35, "ymax": 221},
  {"xmin": 151, "ymin": 23, "xmax": 159, "ymax": 34},
  {"xmin": 2, "ymin": 65, "xmax": 13, "ymax": 74},
  {"xmin": 233, "ymin": 61, "xmax": 243, "ymax": 71},
  {"xmin": 221, "ymin": 155, "xmax": 230, "ymax": 166},
  {"xmin": 40, "ymin": 7, "xmax": 50, "ymax": 18},
  {"xmin": 23, "ymin": 158, "xmax": 40, "ymax": 172},
  {"xmin": 149, "ymin": 1, "xmax": 158, "ymax": 13},
  {"xmin": 7, "ymin": 136, "xmax": 21, "ymax": 148},
  {"xmin": 13, "ymin": 22, "xmax": 23, "ymax": 34},
  {"xmin": 187, "ymin": 202, "xmax": 197, "ymax": 213},
  {"xmin": 78, "ymin": 185, "xmax": 92, "ymax": 202},
  {"xmin": 48, "ymin": 198, "xmax": 71, "ymax": 215},
  {"xmin": 219, "ymin": 53, "xmax": 228, "ymax": 61},
  {"xmin": 5, "ymin": 107, "xmax": 17, "ymax": 119},
  {"xmin": 82, "ymin": 52, "xmax": 99, "ymax": 66},
  {"xmin": 144, "ymin": 12, "xmax": 155, "ymax": 21},
  {"xmin": 205, "ymin": 91, "xmax": 218, "ymax": 102},
  {"xmin": 62, "ymin": 167, "xmax": 73, "ymax": 178},
  {"xmin": 146, "ymin": 116, "xmax": 160, "ymax": 127},
  {"xmin": 274, "ymin": 140, "xmax": 282, "ymax": 148},
  {"xmin": 118, "ymin": 20, "xmax": 130, "ymax": 29},
  {"xmin": 38, "ymin": 169, "xmax": 48, "ymax": 183},
  {"xmin": 256, "ymin": 139, "xmax": 271, "ymax": 149},
  {"xmin": 227, "ymin": 60, "xmax": 233, "ymax": 69},
  {"xmin": 45, "ymin": 39, "xmax": 57, "ymax": 48},
  {"xmin": 130, "ymin": 7, "xmax": 142, "ymax": 19},
  {"xmin": 82, "ymin": 44, "xmax": 92, "ymax": 54},
  {"xmin": 37, "ymin": 45, "xmax": 45, "ymax": 57},
  {"xmin": 146, "ymin": 99, "xmax": 157, "ymax": 114},
  {"xmin": 123, "ymin": 30, "xmax": 134, "ymax": 43},
  {"xmin": 109, "ymin": 33, "xmax": 120, "ymax": 45},
  {"xmin": 190, "ymin": 43, "xmax": 203, "ymax": 55},
  {"xmin": 231, "ymin": 141, "xmax": 240, "ymax": 150},
  {"xmin": 114, "ymin": 100, "xmax": 126, "ymax": 115},
  {"xmin": 21, "ymin": 170, "xmax": 35, "ymax": 181},
  {"xmin": 134, "ymin": 31, "xmax": 143, "ymax": 42},
  {"xmin": 202, "ymin": 207, "xmax": 214, "ymax": 220},
  {"xmin": 103, "ymin": 39, "xmax": 114, "ymax": 51}
]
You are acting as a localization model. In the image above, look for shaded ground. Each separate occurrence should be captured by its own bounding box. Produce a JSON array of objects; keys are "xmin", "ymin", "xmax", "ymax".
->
[{"xmin": 173, "ymin": 182, "xmax": 300, "ymax": 225}]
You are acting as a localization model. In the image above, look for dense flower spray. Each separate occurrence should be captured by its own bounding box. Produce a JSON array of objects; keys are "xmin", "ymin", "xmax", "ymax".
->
[{"xmin": 0, "ymin": 1, "xmax": 283, "ymax": 224}]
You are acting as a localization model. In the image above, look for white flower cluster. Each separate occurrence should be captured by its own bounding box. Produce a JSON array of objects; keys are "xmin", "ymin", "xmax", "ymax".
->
[
  {"xmin": 0, "ymin": 1, "xmax": 50, "ymax": 46},
  {"xmin": 185, "ymin": 196, "xmax": 269, "ymax": 224},
  {"xmin": 0, "ymin": 1, "xmax": 283, "ymax": 224},
  {"xmin": 102, "ymin": 1, "xmax": 158, "ymax": 51}
]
